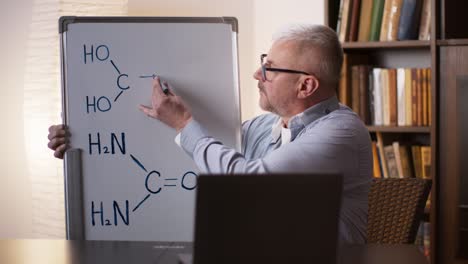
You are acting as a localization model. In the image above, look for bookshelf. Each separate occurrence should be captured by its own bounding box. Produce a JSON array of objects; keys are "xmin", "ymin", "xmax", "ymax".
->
[
  {"xmin": 343, "ymin": 40, "xmax": 430, "ymax": 49},
  {"xmin": 366, "ymin": 126, "xmax": 430, "ymax": 133},
  {"xmin": 326, "ymin": 0, "xmax": 468, "ymax": 264}
]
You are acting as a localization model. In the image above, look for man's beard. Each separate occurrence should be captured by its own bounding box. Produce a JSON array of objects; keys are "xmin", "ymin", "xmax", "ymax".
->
[{"xmin": 258, "ymin": 87, "xmax": 277, "ymax": 114}]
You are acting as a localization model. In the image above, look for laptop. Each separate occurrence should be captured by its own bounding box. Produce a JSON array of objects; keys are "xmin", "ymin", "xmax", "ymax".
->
[{"xmin": 180, "ymin": 173, "xmax": 343, "ymax": 264}]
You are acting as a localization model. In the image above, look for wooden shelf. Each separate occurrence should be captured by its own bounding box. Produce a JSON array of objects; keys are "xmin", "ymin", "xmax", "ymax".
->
[
  {"xmin": 437, "ymin": 39, "xmax": 468, "ymax": 46},
  {"xmin": 342, "ymin": 40, "xmax": 430, "ymax": 50},
  {"xmin": 366, "ymin": 126, "xmax": 431, "ymax": 133}
]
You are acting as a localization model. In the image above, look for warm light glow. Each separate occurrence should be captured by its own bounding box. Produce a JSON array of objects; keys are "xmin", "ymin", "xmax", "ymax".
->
[{"xmin": 23, "ymin": 0, "xmax": 128, "ymax": 238}]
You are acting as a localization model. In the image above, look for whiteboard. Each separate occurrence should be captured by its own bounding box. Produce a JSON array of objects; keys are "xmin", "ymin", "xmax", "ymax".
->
[{"xmin": 60, "ymin": 17, "xmax": 241, "ymax": 241}]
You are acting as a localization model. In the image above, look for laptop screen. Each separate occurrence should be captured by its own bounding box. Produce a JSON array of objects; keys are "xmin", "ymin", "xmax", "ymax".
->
[{"xmin": 192, "ymin": 173, "xmax": 343, "ymax": 264}]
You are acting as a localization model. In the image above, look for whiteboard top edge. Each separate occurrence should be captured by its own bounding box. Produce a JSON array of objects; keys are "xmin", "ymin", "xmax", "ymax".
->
[{"xmin": 59, "ymin": 16, "xmax": 238, "ymax": 34}]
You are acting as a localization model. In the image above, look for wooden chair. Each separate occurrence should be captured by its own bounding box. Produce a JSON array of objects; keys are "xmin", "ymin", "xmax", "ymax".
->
[{"xmin": 367, "ymin": 178, "xmax": 432, "ymax": 244}]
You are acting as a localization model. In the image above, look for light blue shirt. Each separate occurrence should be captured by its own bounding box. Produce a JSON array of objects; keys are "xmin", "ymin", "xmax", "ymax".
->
[{"xmin": 180, "ymin": 96, "xmax": 373, "ymax": 244}]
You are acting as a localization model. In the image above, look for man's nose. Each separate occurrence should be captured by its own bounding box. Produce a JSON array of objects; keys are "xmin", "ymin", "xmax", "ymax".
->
[{"xmin": 253, "ymin": 67, "xmax": 262, "ymax": 80}]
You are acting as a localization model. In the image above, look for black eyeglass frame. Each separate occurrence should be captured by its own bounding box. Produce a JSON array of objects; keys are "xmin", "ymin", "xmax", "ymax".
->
[{"xmin": 260, "ymin": 54, "xmax": 312, "ymax": 81}]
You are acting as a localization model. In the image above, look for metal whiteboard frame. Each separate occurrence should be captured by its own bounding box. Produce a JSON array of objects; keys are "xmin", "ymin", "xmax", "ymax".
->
[{"xmin": 59, "ymin": 16, "xmax": 241, "ymax": 240}]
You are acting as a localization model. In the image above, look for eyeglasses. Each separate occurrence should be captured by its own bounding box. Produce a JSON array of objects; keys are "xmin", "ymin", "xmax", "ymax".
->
[{"xmin": 260, "ymin": 54, "xmax": 312, "ymax": 81}]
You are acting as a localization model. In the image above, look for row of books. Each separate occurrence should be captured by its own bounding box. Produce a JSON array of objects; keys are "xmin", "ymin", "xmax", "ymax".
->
[
  {"xmin": 415, "ymin": 221, "xmax": 430, "ymax": 259},
  {"xmin": 336, "ymin": 0, "xmax": 431, "ymax": 42},
  {"xmin": 339, "ymin": 65, "xmax": 431, "ymax": 127},
  {"xmin": 372, "ymin": 136, "xmax": 431, "ymax": 179}
]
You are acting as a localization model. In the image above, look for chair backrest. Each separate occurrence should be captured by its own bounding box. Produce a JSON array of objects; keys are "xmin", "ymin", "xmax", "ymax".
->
[{"xmin": 367, "ymin": 178, "xmax": 432, "ymax": 244}]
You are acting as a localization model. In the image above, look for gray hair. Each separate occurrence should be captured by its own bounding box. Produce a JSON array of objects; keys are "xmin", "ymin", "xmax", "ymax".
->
[{"xmin": 272, "ymin": 24, "xmax": 343, "ymax": 86}]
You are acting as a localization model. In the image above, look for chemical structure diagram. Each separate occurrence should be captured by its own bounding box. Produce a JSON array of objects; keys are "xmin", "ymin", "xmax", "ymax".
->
[
  {"xmin": 129, "ymin": 154, "xmax": 198, "ymax": 213},
  {"xmin": 81, "ymin": 43, "xmax": 198, "ymax": 227},
  {"xmin": 83, "ymin": 44, "xmax": 160, "ymax": 114}
]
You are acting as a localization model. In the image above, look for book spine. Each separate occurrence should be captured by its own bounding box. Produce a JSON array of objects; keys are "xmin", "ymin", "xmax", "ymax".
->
[
  {"xmin": 421, "ymin": 146, "xmax": 431, "ymax": 178},
  {"xmin": 348, "ymin": 0, "xmax": 362, "ymax": 41},
  {"xmin": 422, "ymin": 68, "xmax": 428, "ymax": 126},
  {"xmin": 411, "ymin": 68, "xmax": 418, "ymax": 125},
  {"xmin": 359, "ymin": 66, "xmax": 370, "ymax": 123},
  {"xmin": 384, "ymin": 144, "xmax": 399, "ymax": 178},
  {"xmin": 388, "ymin": 68, "xmax": 398, "ymax": 126},
  {"xmin": 393, "ymin": 141, "xmax": 404, "ymax": 178},
  {"xmin": 382, "ymin": 69, "xmax": 390, "ymax": 125},
  {"xmin": 427, "ymin": 68, "xmax": 432, "ymax": 125},
  {"xmin": 339, "ymin": 0, "xmax": 353, "ymax": 42},
  {"xmin": 357, "ymin": 0, "xmax": 373, "ymax": 41},
  {"xmin": 418, "ymin": 0, "xmax": 431, "ymax": 40},
  {"xmin": 372, "ymin": 141, "xmax": 382, "ymax": 178},
  {"xmin": 338, "ymin": 54, "xmax": 349, "ymax": 105},
  {"xmin": 397, "ymin": 0, "xmax": 423, "ymax": 40},
  {"xmin": 417, "ymin": 68, "xmax": 423, "ymax": 126},
  {"xmin": 397, "ymin": 68, "xmax": 406, "ymax": 126},
  {"xmin": 368, "ymin": 69, "xmax": 375, "ymax": 124},
  {"xmin": 379, "ymin": 0, "xmax": 392, "ymax": 41},
  {"xmin": 411, "ymin": 145, "xmax": 422, "ymax": 178},
  {"xmin": 404, "ymin": 68, "xmax": 413, "ymax": 126},
  {"xmin": 369, "ymin": 0, "xmax": 386, "ymax": 41},
  {"xmin": 336, "ymin": 0, "xmax": 345, "ymax": 33},
  {"xmin": 377, "ymin": 132, "xmax": 389, "ymax": 178},
  {"xmin": 352, "ymin": 65, "xmax": 361, "ymax": 115},
  {"xmin": 386, "ymin": 0, "xmax": 404, "ymax": 41},
  {"xmin": 373, "ymin": 68, "xmax": 383, "ymax": 125},
  {"xmin": 399, "ymin": 144, "xmax": 413, "ymax": 177}
]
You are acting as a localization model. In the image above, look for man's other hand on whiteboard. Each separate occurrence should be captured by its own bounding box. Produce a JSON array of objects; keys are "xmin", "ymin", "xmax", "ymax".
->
[
  {"xmin": 139, "ymin": 77, "xmax": 192, "ymax": 132},
  {"xmin": 47, "ymin": 124, "xmax": 69, "ymax": 159}
]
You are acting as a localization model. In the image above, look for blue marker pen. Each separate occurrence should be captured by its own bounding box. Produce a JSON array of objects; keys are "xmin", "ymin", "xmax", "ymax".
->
[
  {"xmin": 139, "ymin": 74, "xmax": 170, "ymax": 94},
  {"xmin": 159, "ymin": 78, "xmax": 170, "ymax": 95}
]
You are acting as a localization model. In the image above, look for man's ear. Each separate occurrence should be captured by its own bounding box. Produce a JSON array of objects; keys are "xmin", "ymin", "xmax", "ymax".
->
[{"xmin": 297, "ymin": 75, "xmax": 319, "ymax": 99}]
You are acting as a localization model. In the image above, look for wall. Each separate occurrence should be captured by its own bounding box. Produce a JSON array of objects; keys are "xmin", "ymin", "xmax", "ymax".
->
[
  {"xmin": 129, "ymin": 0, "xmax": 324, "ymax": 120},
  {"xmin": 128, "ymin": 0, "xmax": 256, "ymax": 121},
  {"xmin": 0, "ymin": 0, "xmax": 324, "ymax": 238},
  {"xmin": 0, "ymin": 0, "xmax": 34, "ymax": 238},
  {"xmin": 252, "ymin": 0, "xmax": 324, "ymax": 116}
]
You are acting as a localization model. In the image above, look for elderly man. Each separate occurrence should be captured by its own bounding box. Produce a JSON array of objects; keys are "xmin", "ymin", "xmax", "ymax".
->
[{"xmin": 49, "ymin": 24, "xmax": 372, "ymax": 244}]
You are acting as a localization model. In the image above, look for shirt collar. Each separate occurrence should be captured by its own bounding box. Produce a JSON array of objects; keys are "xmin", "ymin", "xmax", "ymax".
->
[
  {"xmin": 271, "ymin": 119, "xmax": 292, "ymax": 146},
  {"xmin": 270, "ymin": 96, "xmax": 340, "ymax": 143}
]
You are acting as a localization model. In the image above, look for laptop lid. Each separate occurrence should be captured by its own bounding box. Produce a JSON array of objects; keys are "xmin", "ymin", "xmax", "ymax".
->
[{"xmin": 192, "ymin": 173, "xmax": 343, "ymax": 264}]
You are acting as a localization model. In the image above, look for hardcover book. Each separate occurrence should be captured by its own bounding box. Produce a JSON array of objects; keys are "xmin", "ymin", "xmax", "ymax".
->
[
  {"xmin": 397, "ymin": 0, "xmax": 423, "ymax": 40},
  {"xmin": 369, "ymin": 0, "xmax": 386, "ymax": 41},
  {"xmin": 357, "ymin": 0, "xmax": 373, "ymax": 41}
]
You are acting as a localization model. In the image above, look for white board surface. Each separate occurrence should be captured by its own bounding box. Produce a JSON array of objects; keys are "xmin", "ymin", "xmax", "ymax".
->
[{"xmin": 60, "ymin": 17, "xmax": 241, "ymax": 241}]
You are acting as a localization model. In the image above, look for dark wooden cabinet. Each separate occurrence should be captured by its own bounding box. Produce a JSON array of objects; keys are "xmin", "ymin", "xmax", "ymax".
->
[{"xmin": 438, "ymin": 44, "xmax": 468, "ymax": 264}]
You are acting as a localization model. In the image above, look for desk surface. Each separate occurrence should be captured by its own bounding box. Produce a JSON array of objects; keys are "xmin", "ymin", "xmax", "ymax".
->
[{"xmin": 0, "ymin": 239, "xmax": 428, "ymax": 264}]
